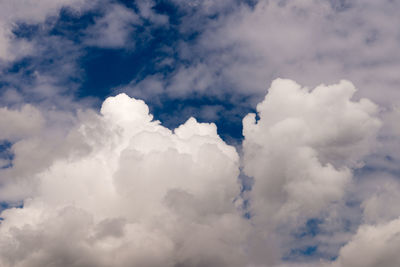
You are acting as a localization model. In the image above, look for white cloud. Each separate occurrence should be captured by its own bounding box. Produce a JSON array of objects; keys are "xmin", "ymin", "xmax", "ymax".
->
[
  {"xmin": 359, "ymin": 174, "xmax": 400, "ymax": 225},
  {"xmin": 331, "ymin": 217, "xmax": 400, "ymax": 267},
  {"xmin": 0, "ymin": 79, "xmax": 395, "ymax": 266},
  {"xmin": 0, "ymin": 0, "xmax": 398, "ymax": 265},
  {"xmin": 132, "ymin": 0, "xmax": 400, "ymax": 112},
  {"xmin": 0, "ymin": 93, "xmax": 249, "ymax": 267},
  {"xmin": 243, "ymin": 79, "xmax": 381, "ymax": 227}
]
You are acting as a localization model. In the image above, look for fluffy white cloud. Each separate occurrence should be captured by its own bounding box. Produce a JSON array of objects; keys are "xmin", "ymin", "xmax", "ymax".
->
[
  {"xmin": 358, "ymin": 174, "xmax": 400, "ymax": 225},
  {"xmin": 0, "ymin": 80, "xmax": 393, "ymax": 267},
  {"xmin": 325, "ymin": 170, "xmax": 400, "ymax": 267},
  {"xmin": 1, "ymin": 0, "xmax": 400, "ymax": 264},
  {"xmin": 331, "ymin": 217, "xmax": 400, "ymax": 267},
  {"xmin": 0, "ymin": 93, "xmax": 248, "ymax": 267},
  {"xmin": 243, "ymin": 79, "xmax": 381, "ymax": 226}
]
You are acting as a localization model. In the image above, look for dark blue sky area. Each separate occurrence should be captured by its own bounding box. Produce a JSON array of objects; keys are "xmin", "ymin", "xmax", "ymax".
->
[
  {"xmin": 53, "ymin": 0, "xmax": 255, "ymax": 142},
  {"xmin": 4, "ymin": 0, "xmax": 258, "ymax": 143}
]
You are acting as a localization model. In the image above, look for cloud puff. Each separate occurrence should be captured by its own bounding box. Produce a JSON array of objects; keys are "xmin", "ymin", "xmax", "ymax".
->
[
  {"xmin": 243, "ymin": 79, "xmax": 381, "ymax": 226},
  {"xmin": 0, "ymin": 93, "xmax": 248, "ymax": 267},
  {"xmin": 331, "ymin": 217, "xmax": 400, "ymax": 267},
  {"xmin": 360, "ymin": 174, "xmax": 400, "ymax": 225},
  {"xmin": 0, "ymin": 79, "xmax": 392, "ymax": 267}
]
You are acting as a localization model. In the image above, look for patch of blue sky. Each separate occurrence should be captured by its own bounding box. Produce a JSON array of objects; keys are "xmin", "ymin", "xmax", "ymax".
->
[
  {"xmin": 4, "ymin": 0, "xmax": 258, "ymax": 144},
  {"xmin": 284, "ymin": 199, "xmax": 365, "ymax": 262},
  {"xmin": 49, "ymin": 7, "xmax": 98, "ymax": 43},
  {"xmin": 148, "ymin": 95, "xmax": 256, "ymax": 143},
  {"xmin": 282, "ymin": 245, "xmax": 320, "ymax": 263},
  {"xmin": 72, "ymin": 2, "xmax": 254, "ymax": 142},
  {"xmin": 78, "ymin": 27, "xmax": 179, "ymax": 100},
  {"xmin": 295, "ymin": 218, "xmax": 324, "ymax": 239},
  {"xmin": 0, "ymin": 202, "xmax": 9, "ymax": 216},
  {"xmin": 354, "ymin": 156, "xmax": 400, "ymax": 178},
  {"xmin": 12, "ymin": 24, "xmax": 41, "ymax": 40},
  {"xmin": 152, "ymin": 0, "xmax": 184, "ymax": 24},
  {"xmin": 0, "ymin": 201, "xmax": 24, "ymax": 219},
  {"xmin": 0, "ymin": 141, "xmax": 13, "ymax": 169},
  {"xmin": 284, "ymin": 218, "xmax": 340, "ymax": 262}
]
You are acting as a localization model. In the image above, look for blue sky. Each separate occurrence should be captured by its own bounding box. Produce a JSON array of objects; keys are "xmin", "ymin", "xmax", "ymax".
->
[
  {"xmin": 4, "ymin": 0, "xmax": 257, "ymax": 141},
  {"xmin": 0, "ymin": 1, "xmax": 400, "ymax": 267}
]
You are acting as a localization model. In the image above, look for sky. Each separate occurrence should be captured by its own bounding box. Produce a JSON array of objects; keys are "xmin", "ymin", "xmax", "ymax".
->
[{"xmin": 0, "ymin": 0, "xmax": 400, "ymax": 266}]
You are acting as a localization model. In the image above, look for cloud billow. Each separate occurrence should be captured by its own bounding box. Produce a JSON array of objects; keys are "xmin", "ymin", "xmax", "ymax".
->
[
  {"xmin": 243, "ymin": 79, "xmax": 381, "ymax": 225},
  {"xmin": 1, "ymin": 0, "xmax": 400, "ymax": 266},
  {"xmin": 0, "ymin": 79, "xmax": 386, "ymax": 267},
  {"xmin": 0, "ymin": 93, "xmax": 248, "ymax": 267}
]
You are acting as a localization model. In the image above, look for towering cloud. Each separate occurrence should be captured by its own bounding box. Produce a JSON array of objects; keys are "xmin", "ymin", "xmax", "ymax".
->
[
  {"xmin": 0, "ymin": 94, "xmax": 248, "ymax": 267},
  {"xmin": 242, "ymin": 80, "xmax": 381, "ymax": 263},
  {"xmin": 0, "ymin": 79, "xmax": 386, "ymax": 266}
]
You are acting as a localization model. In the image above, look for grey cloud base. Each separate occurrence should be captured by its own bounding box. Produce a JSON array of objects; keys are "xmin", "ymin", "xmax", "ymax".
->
[{"xmin": 0, "ymin": 79, "xmax": 392, "ymax": 267}]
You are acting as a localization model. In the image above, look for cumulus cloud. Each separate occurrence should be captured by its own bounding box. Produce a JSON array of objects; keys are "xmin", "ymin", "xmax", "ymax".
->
[
  {"xmin": 243, "ymin": 79, "xmax": 381, "ymax": 227},
  {"xmin": 359, "ymin": 174, "xmax": 400, "ymax": 225},
  {"xmin": 0, "ymin": 0, "xmax": 399, "ymax": 265},
  {"xmin": 0, "ymin": 93, "xmax": 248, "ymax": 267},
  {"xmin": 331, "ymin": 217, "xmax": 400, "ymax": 267},
  {"xmin": 0, "ymin": 79, "xmax": 388, "ymax": 266},
  {"xmin": 325, "ymin": 169, "xmax": 400, "ymax": 267}
]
